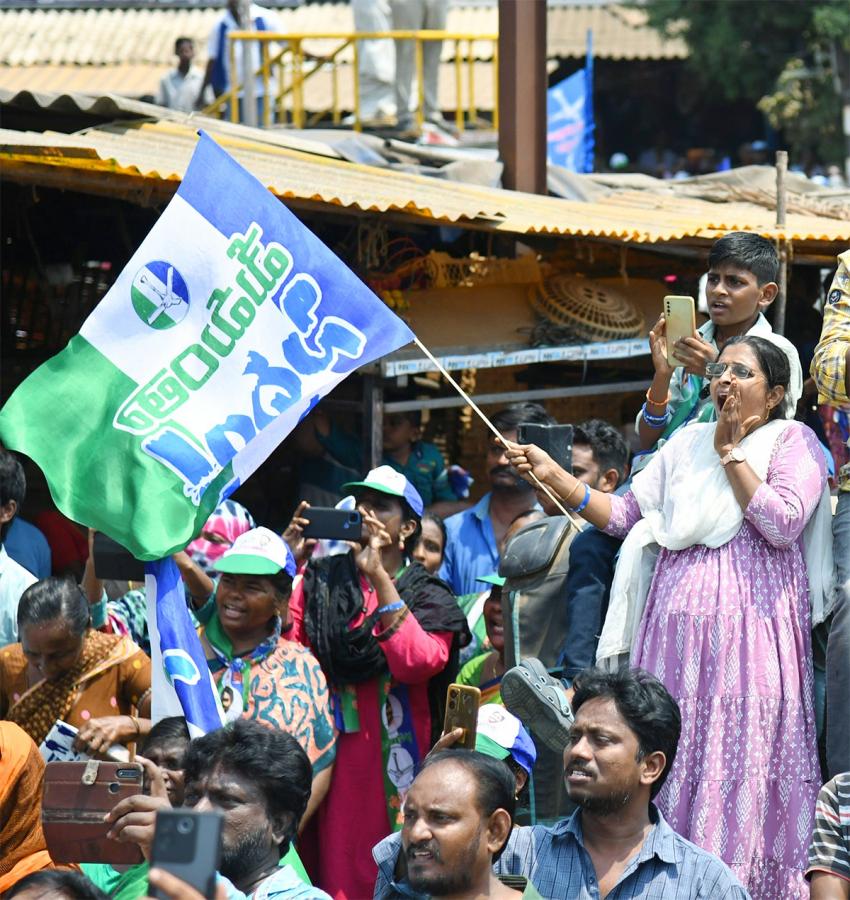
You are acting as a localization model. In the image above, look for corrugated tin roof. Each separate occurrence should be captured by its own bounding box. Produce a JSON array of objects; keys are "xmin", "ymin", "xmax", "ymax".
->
[
  {"xmin": 0, "ymin": 64, "xmax": 170, "ymax": 96},
  {"xmin": 2, "ymin": 116, "xmax": 847, "ymax": 246},
  {"xmin": 0, "ymin": 4, "xmax": 686, "ymax": 67},
  {"xmin": 547, "ymin": 5, "xmax": 686, "ymax": 60}
]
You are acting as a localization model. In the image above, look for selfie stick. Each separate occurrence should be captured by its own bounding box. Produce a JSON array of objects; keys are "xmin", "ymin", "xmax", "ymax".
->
[{"xmin": 412, "ymin": 337, "xmax": 575, "ymax": 521}]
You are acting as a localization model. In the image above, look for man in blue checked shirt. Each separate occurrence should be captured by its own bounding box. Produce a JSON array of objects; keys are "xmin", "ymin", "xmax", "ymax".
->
[
  {"xmin": 440, "ymin": 404, "xmax": 553, "ymax": 597},
  {"xmin": 373, "ymin": 667, "xmax": 748, "ymax": 899}
]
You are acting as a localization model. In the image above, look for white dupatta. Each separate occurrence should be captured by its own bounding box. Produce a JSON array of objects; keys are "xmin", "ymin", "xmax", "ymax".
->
[{"xmin": 596, "ymin": 420, "xmax": 835, "ymax": 670}]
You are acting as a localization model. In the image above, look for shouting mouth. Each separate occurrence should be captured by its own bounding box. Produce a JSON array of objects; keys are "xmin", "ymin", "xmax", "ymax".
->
[
  {"xmin": 407, "ymin": 844, "xmax": 439, "ymax": 866},
  {"xmin": 220, "ymin": 603, "xmax": 246, "ymax": 619}
]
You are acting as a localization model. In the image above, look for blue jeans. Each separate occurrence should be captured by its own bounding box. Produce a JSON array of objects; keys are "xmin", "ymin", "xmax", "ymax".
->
[{"xmin": 827, "ymin": 490, "xmax": 850, "ymax": 776}]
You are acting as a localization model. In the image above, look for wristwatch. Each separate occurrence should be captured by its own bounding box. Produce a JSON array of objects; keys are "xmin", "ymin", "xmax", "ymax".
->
[{"xmin": 720, "ymin": 447, "xmax": 746, "ymax": 467}]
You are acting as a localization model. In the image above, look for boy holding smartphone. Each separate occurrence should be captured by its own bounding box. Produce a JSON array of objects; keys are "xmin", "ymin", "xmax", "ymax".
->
[{"xmin": 635, "ymin": 231, "xmax": 802, "ymax": 471}]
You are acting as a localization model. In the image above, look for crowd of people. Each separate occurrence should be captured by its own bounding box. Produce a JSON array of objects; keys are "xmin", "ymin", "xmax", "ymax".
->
[{"xmin": 4, "ymin": 232, "xmax": 850, "ymax": 899}]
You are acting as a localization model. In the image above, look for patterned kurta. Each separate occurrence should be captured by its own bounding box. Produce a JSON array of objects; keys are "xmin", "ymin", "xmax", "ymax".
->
[
  {"xmin": 203, "ymin": 634, "xmax": 337, "ymax": 775},
  {"xmin": 605, "ymin": 422, "xmax": 824, "ymax": 899}
]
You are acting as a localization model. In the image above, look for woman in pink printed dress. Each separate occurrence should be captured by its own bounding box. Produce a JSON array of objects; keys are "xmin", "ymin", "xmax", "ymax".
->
[{"xmin": 507, "ymin": 335, "xmax": 834, "ymax": 899}]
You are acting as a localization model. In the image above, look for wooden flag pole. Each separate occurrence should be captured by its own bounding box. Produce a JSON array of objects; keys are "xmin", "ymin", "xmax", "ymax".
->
[{"xmin": 411, "ymin": 336, "xmax": 578, "ymax": 522}]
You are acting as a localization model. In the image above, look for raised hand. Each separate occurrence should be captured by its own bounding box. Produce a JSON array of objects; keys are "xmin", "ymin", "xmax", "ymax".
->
[
  {"xmin": 104, "ymin": 759, "xmax": 171, "ymax": 860},
  {"xmin": 504, "ymin": 441, "xmax": 563, "ymax": 487},
  {"xmin": 145, "ymin": 869, "xmax": 229, "ymax": 900},
  {"xmin": 282, "ymin": 500, "xmax": 317, "ymax": 565},
  {"xmin": 649, "ymin": 315, "xmax": 675, "ymax": 377},
  {"xmin": 353, "ymin": 509, "xmax": 392, "ymax": 580},
  {"xmin": 672, "ymin": 333, "xmax": 718, "ymax": 377},
  {"xmin": 136, "ymin": 754, "xmax": 171, "ymax": 801},
  {"xmin": 714, "ymin": 382, "xmax": 762, "ymax": 455}
]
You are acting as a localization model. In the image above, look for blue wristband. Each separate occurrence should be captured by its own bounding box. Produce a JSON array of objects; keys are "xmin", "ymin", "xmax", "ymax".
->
[
  {"xmin": 569, "ymin": 483, "xmax": 592, "ymax": 513},
  {"xmin": 377, "ymin": 600, "xmax": 406, "ymax": 615},
  {"xmin": 641, "ymin": 402, "xmax": 670, "ymax": 428}
]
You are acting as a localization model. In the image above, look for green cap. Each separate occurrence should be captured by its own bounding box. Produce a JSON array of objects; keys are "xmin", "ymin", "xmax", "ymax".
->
[
  {"xmin": 476, "ymin": 573, "xmax": 506, "ymax": 587},
  {"xmin": 475, "ymin": 732, "xmax": 510, "ymax": 760}
]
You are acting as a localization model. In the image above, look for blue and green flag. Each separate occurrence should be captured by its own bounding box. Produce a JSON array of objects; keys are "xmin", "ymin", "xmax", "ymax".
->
[{"xmin": 0, "ymin": 132, "xmax": 414, "ymax": 559}]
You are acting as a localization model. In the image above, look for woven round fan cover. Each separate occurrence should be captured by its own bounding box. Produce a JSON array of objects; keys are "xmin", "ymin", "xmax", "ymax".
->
[{"xmin": 530, "ymin": 275, "xmax": 644, "ymax": 342}]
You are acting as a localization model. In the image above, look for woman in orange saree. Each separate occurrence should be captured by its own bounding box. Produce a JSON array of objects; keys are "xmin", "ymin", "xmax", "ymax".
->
[{"xmin": 0, "ymin": 721, "xmax": 56, "ymax": 893}]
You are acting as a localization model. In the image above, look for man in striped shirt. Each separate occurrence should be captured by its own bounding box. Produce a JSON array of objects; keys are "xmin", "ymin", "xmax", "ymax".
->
[
  {"xmin": 807, "ymin": 773, "xmax": 850, "ymax": 897},
  {"xmin": 811, "ymin": 249, "xmax": 850, "ymax": 778}
]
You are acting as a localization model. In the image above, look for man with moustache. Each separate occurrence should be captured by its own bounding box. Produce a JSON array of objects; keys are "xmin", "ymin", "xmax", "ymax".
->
[
  {"xmin": 440, "ymin": 404, "xmax": 554, "ymax": 596},
  {"xmin": 400, "ymin": 750, "xmax": 541, "ymax": 900},
  {"xmin": 496, "ymin": 668, "xmax": 747, "ymax": 898},
  {"xmin": 107, "ymin": 719, "xmax": 329, "ymax": 899},
  {"xmin": 374, "ymin": 668, "xmax": 746, "ymax": 899}
]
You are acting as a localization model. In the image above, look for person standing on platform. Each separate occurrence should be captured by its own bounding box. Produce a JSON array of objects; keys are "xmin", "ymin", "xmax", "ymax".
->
[{"xmin": 389, "ymin": 0, "xmax": 448, "ymax": 132}]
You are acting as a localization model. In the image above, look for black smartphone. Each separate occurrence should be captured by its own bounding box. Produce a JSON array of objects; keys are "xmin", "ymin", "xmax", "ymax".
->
[
  {"xmin": 92, "ymin": 532, "xmax": 146, "ymax": 581},
  {"xmin": 517, "ymin": 423, "xmax": 574, "ymax": 473},
  {"xmin": 150, "ymin": 809, "xmax": 223, "ymax": 900},
  {"xmin": 302, "ymin": 507, "xmax": 363, "ymax": 541}
]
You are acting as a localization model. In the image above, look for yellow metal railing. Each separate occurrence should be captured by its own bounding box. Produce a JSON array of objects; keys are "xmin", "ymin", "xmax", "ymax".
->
[{"xmin": 203, "ymin": 30, "xmax": 498, "ymax": 132}]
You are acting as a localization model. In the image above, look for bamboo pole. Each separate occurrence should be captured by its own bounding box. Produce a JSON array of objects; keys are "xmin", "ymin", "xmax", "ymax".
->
[{"xmin": 412, "ymin": 336, "xmax": 576, "ymax": 522}]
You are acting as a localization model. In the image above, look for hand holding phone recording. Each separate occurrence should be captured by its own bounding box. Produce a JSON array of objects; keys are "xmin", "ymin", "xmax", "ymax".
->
[
  {"xmin": 443, "ymin": 684, "xmax": 480, "ymax": 750},
  {"xmin": 662, "ymin": 295, "xmax": 696, "ymax": 368},
  {"xmin": 42, "ymin": 761, "xmax": 146, "ymax": 865},
  {"xmin": 300, "ymin": 506, "xmax": 363, "ymax": 542},
  {"xmin": 282, "ymin": 500, "xmax": 316, "ymax": 565},
  {"xmin": 149, "ymin": 809, "xmax": 223, "ymax": 900}
]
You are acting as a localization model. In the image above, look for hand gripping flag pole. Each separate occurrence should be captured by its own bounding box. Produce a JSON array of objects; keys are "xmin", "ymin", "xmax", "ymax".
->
[{"xmin": 411, "ymin": 336, "xmax": 579, "ymax": 525}]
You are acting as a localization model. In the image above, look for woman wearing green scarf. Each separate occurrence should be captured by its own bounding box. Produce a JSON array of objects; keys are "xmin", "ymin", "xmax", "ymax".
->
[{"xmin": 199, "ymin": 527, "xmax": 337, "ymax": 828}]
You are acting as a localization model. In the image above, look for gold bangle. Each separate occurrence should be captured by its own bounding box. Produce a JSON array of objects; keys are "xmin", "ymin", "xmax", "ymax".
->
[
  {"xmin": 129, "ymin": 715, "xmax": 140, "ymax": 735},
  {"xmin": 564, "ymin": 479, "xmax": 585, "ymax": 508}
]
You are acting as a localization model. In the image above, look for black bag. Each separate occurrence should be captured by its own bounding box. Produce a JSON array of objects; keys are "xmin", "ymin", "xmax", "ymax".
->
[
  {"xmin": 499, "ymin": 515, "xmax": 579, "ymax": 825},
  {"xmin": 499, "ymin": 515, "xmax": 578, "ymax": 670}
]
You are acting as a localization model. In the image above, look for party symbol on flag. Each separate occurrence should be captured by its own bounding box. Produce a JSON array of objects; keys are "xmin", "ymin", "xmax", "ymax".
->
[
  {"xmin": 131, "ymin": 260, "xmax": 191, "ymax": 329},
  {"xmin": 162, "ymin": 648, "xmax": 203, "ymax": 686}
]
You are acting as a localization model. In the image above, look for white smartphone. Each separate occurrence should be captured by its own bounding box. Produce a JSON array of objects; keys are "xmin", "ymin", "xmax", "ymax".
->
[{"xmin": 663, "ymin": 295, "xmax": 696, "ymax": 367}]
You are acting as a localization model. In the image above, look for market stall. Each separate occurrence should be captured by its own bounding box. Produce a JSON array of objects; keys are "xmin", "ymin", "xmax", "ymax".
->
[{"xmin": 2, "ymin": 89, "xmax": 849, "ymax": 518}]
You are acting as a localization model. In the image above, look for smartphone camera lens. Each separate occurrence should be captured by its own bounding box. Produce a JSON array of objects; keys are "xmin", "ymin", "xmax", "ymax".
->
[
  {"xmin": 349, "ymin": 512, "xmax": 358, "ymax": 523},
  {"xmin": 177, "ymin": 817, "xmax": 194, "ymax": 835}
]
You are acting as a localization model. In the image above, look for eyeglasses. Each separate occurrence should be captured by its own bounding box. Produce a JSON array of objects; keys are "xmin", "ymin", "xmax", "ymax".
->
[{"xmin": 705, "ymin": 361, "xmax": 759, "ymax": 380}]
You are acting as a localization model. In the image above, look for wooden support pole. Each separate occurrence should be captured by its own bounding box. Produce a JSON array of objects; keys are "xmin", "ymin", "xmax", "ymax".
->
[
  {"xmin": 774, "ymin": 150, "xmax": 788, "ymax": 335},
  {"xmin": 775, "ymin": 150, "xmax": 787, "ymax": 229},
  {"xmin": 498, "ymin": 0, "xmax": 547, "ymax": 194}
]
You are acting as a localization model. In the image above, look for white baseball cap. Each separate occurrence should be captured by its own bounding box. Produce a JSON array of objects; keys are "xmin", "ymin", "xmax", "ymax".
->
[{"xmin": 342, "ymin": 465, "xmax": 424, "ymax": 517}]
